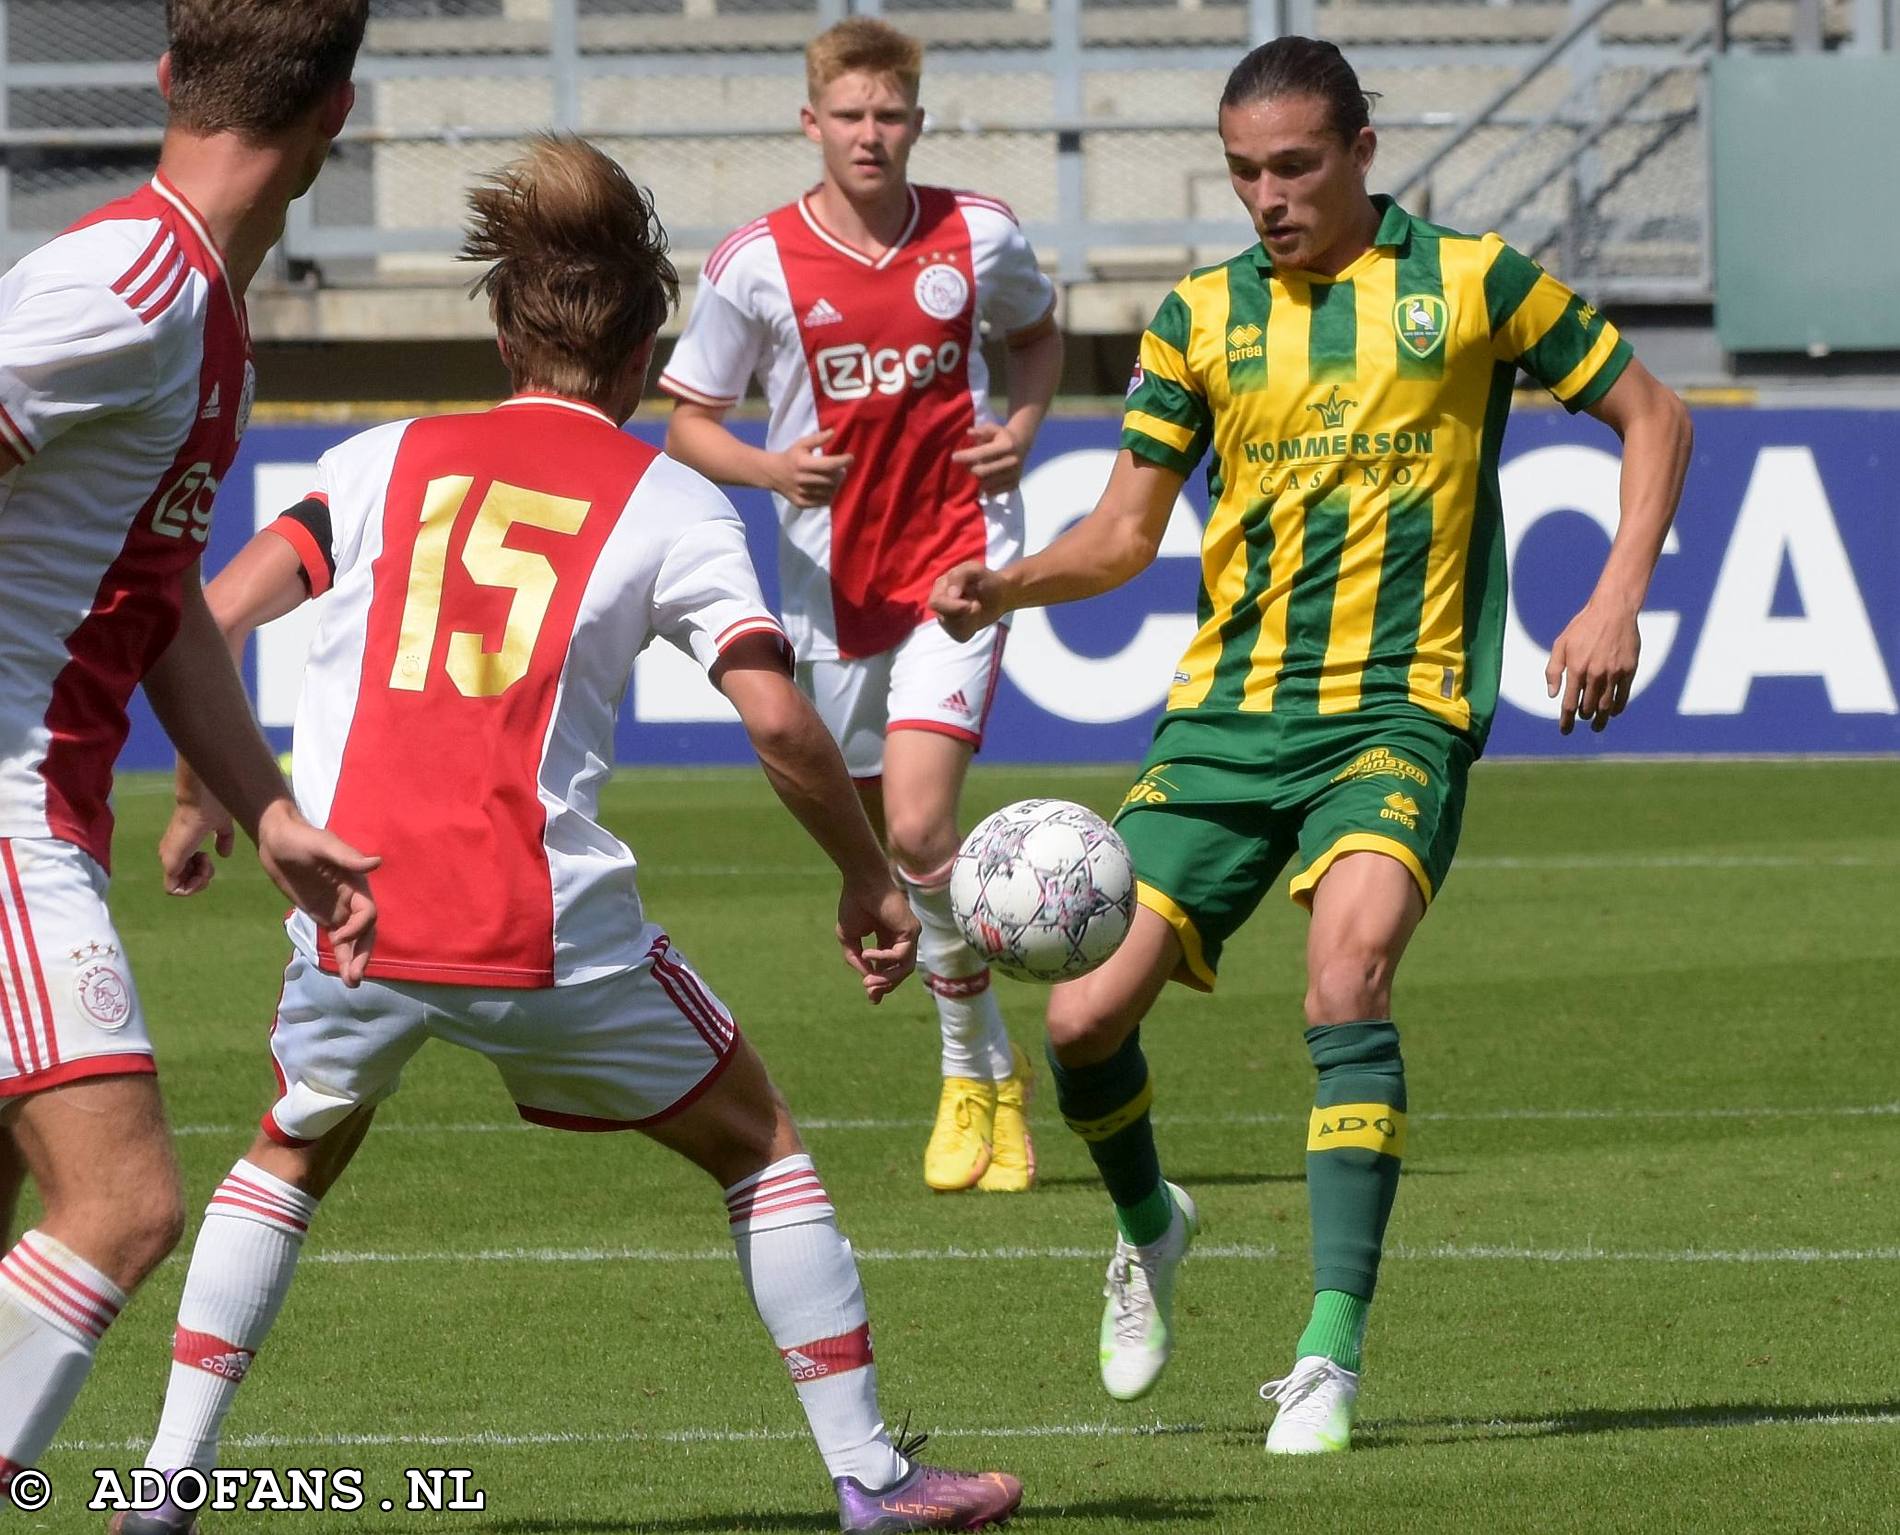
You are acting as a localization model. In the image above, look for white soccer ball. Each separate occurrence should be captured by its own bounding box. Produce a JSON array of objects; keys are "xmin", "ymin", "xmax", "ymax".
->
[{"xmin": 949, "ymin": 799, "xmax": 1136, "ymax": 984}]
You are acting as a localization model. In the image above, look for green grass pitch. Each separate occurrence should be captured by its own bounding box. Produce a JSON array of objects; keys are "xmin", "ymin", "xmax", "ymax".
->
[{"xmin": 24, "ymin": 760, "xmax": 1900, "ymax": 1533}]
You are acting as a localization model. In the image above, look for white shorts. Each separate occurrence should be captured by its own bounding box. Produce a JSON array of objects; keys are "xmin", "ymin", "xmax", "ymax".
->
[
  {"xmin": 263, "ymin": 930, "xmax": 740, "ymax": 1144},
  {"xmin": 799, "ymin": 620, "xmax": 1009, "ymax": 781},
  {"xmin": 0, "ymin": 837, "xmax": 151, "ymax": 1103}
]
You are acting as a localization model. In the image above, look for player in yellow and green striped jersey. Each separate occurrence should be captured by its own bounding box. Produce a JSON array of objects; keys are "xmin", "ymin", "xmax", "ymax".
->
[{"xmin": 932, "ymin": 36, "xmax": 1692, "ymax": 1453}]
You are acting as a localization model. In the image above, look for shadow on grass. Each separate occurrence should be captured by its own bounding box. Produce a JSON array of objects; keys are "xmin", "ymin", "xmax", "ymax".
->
[
  {"xmin": 482, "ymin": 1490, "xmax": 1254, "ymax": 1532},
  {"xmin": 482, "ymin": 1522, "xmax": 831, "ymax": 1534},
  {"xmin": 1022, "ymin": 1491, "xmax": 1259, "ymax": 1523},
  {"xmin": 1034, "ymin": 1168, "xmax": 1463, "ymax": 1191},
  {"xmin": 1360, "ymin": 1399, "xmax": 1900, "ymax": 1448}
]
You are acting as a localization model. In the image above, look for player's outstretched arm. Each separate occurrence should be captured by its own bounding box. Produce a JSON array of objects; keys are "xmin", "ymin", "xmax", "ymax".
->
[
  {"xmin": 666, "ymin": 400, "xmax": 853, "ymax": 510},
  {"xmin": 931, "ymin": 448, "xmax": 1183, "ymax": 642},
  {"xmin": 145, "ymin": 568, "xmax": 380, "ymax": 983},
  {"xmin": 1545, "ymin": 358, "xmax": 1693, "ymax": 734},
  {"xmin": 714, "ymin": 636, "xmax": 918, "ymax": 1004},
  {"xmin": 158, "ymin": 529, "xmax": 311, "ymax": 894}
]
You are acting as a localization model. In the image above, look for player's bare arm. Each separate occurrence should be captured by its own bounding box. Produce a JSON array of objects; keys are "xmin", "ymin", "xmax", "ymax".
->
[
  {"xmin": 667, "ymin": 400, "xmax": 854, "ymax": 509},
  {"xmin": 931, "ymin": 448, "xmax": 1182, "ymax": 641},
  {"xmin": 952, "ymin": 310, "xmax": 1063, "ymax": 496},
  {"xmin": 715, "ymin": 634, "xmax": 919, "ymax": 1002},
  {"xmin": 160, "ymin": 528, "xmax": 311, "ymax": 893},
  {"xmin": 146, "ymin": 568, "xmax": 379, "ymax": 983},
  {"xmin": 1545, "ymin": 357, "xmax": 1693, "ymax": 734}
]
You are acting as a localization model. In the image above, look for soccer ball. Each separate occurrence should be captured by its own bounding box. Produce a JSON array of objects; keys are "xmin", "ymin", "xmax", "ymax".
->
[{"xmin": 950, "ymin": 799, "xmax": 1136, "ymax": 983}]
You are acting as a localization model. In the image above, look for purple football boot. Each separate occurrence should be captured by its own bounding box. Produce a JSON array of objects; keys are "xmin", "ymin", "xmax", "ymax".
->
[
  {"xmin": 107, "ymin": 1507, "xmax": 196, "ymax": 1535},
  {"xmin": 835, "ymin": 1461, "xmax": 1023, "ymax": 1532}
]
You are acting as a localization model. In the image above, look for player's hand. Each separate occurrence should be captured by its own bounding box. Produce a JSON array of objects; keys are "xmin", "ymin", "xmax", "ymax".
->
[
  {"xmin": 255, "ymin": 799, "xmax": 381, "ymax": 986},
  {"xmin": 159, "ymin": 795, "xmax": 235, "ymax": 897},
  {"xmin": 952, "ymin": 421, "xmax": 1027, "ymax": 496},
  {"xmin": 930, "ymin": 560, "xmax": 1007, "ymax": 643},
  {"xmin": 771, "ymin": 428, "xmax": 853, "ymax": 509},
  {"xmin": 835, "ymin": 878, "xmax": 918, "ymax": 1005},
  {"xmin": 1546, "ymin": 594, "xmax": 1642, "ymax": 735}
]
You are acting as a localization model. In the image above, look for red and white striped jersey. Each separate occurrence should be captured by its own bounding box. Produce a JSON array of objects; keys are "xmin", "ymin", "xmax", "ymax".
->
[
  {"xmin": 0, "ymin": 175, "xmax": 254, "ymax": 870},
  {"xmin": 272, "ymin": 395, "xmax": 787, "ymax": 989},
  {"xmin": 660, "ymin": 185, "xmax": 1054, "ymax": 661}
]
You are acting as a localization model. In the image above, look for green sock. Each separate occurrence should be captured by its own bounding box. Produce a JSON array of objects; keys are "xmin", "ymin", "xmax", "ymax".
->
[
  {"xmin": 1297, "ymin": 1289, "xmax": 1370, "ymax": 1373},
  {"xmin": 1047, "ymin": 1030, "xmax": 1172, "ymax": 1246},
  {"xmin": 1303, "ymin": 1020, "xmax": 1406, "ymax": 1342}
]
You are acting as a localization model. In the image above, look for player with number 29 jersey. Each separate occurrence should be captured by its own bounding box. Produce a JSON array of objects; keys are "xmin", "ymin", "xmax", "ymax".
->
[{"xmin": 0, "ymin": 175, "xmax": 253, "ymax": 873}]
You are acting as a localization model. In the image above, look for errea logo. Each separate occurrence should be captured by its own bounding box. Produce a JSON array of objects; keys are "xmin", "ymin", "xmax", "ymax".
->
[
  {"xmin": 1380, "ymin": 790, "xmax": 1419, "ymax": 829},
  {"xmin": 1577, "ymin": 302, "xmax": 1599, "ymax": 329},
  {"xmin": 1226, "ymin": 322, "xmax": 1264, "ymax": 361}
]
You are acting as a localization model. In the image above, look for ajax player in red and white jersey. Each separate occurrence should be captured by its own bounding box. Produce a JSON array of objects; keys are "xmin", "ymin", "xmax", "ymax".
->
[
  {"xmin": 664, "ymin": 18, "xmax": 1063, "ymax": 1196},
  {"xmin": 0, "ymin": 1, "xmax": 376, "ymax": 1502},
  {"xmin": 127, "ymin": 137, "xmax": 1022, "ymax": 1535}
]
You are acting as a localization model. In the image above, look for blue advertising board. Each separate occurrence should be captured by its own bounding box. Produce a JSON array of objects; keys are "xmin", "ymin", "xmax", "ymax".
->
[{"xmin": 119, "ymin": 405, "xmax": 1900, "ymax": 768}]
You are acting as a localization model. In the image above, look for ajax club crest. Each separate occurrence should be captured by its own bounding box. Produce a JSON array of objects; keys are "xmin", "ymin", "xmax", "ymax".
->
[
  {"xmin": 914, "ymin": 262, "xmax": 970, "ymax": 321},
  {"xmin": 71, "ymin": 941, "xmax": 132, "ymax": 1030},
  {"xmin": 1394, "ymin": 293, "xmax": 1447, "ymax": 359}
]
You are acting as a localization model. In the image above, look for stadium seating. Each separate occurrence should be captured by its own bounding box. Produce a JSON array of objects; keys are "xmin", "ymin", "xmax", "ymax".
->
[{"xmin": 0, "ymin": 0, "xmax": 1855, "ymax": 325}]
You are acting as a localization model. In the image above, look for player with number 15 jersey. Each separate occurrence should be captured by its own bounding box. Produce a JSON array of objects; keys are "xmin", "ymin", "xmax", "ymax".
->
[{"xmin": 130, "ymin": 138, "xmax": 1021, "ymax": 1535}]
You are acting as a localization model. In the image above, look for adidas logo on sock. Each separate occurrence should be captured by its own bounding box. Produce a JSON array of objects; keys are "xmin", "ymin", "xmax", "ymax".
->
[
  {"xmin": 195, "ymin": 1348, "xmax": 254, "ymax": 1381},
  {"xmin": 783, "ymin": 1348, "xmax": 829, "ymax": 1381},
  {"xmin": 802, "ymin": 298, "xmax": 844, "ymax": 328}
]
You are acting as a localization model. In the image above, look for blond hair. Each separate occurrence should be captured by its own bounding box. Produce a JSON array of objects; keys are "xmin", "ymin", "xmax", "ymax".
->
[
  {"xmin": 165, "ymin": 0, "xmax": 368, "ymax": 137},
  {"xmin": 463, "ymin": 135, "xmax": 678, "ymax": 401},
  {"xmin": 805, "ymin": 17, "xmax": 923, "ymax": 103}
]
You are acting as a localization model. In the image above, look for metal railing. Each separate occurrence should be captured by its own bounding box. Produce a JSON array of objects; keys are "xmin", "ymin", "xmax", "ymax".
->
[{"xmin": 0, "ymin": 0, "xmax": 1883, "ymax": 310}]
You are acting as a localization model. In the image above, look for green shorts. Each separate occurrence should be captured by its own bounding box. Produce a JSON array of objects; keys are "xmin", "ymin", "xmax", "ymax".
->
[{"xmin": 1112, "ymin": 710, "xmax": 1473, "ymax": 991}]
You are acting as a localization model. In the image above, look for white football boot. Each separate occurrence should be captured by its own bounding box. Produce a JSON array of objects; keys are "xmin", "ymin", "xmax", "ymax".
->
[
  {"xmin": 1260, "ymin": 1354, "xmax": 1359, "ymax": 1454},
  {"xmin": 1098, "ymin": 1181, "xmax": 1198, "ymax": 1401}
]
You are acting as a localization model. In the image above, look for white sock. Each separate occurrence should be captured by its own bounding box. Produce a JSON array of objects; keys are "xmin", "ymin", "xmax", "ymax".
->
[
  {"xmin": 145, "ymin": 1161, "xmax": 318, "ymax": 1474},
  {"xmin": 899, "ymin": 859, "xmax": 1015, "ymax": 1082},
  {"xmin": 0, "ymin": 1230, "xmax": 126, "ymax": 1480},
  {"xmin": 725, "ymin": 1154, "xmax": 906, "ymax": 1490}
]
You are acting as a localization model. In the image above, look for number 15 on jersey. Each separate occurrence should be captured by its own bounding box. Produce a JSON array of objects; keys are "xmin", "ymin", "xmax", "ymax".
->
[{"xmin": 388, "ymin": 475, "xmax": 591, "ymax": 700}]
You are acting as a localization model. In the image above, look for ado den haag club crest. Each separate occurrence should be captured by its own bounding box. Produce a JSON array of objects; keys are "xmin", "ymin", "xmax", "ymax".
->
[{"xmin": 1394, "ymin": 293, "xmax": 1447, "ymax": 359}]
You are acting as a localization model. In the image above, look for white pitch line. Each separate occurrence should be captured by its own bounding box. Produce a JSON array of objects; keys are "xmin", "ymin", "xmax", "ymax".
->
[
  {"xmin": 644, "ymin": 850, "xmax": 1897, "ymax": 879},
  {"xmin": 168, "ymin": 1101, "xmax": 1900, "ymax": 1139},
  {"xmin": 59, "ymin": 1421, "xmax": 1201, "ymax": 1455},
  {"xmin": 61, "ymin": 1408, "xmax": 1900, "ymax": 1458},
  {"xmin": 293, "ymin": 1241, "xmax": 1900, "ymax": 1268}
]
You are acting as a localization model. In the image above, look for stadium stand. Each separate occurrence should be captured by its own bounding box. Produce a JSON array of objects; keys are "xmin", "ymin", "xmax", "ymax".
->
[{"xmin": 0, "ymin": 0, "xmax": 1867, "ymax": 345}]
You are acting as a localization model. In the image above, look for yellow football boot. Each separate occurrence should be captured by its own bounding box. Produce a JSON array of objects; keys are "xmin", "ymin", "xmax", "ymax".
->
[
  {"xmin": 978, "ymin": 1044, "xmax": 1037, "ymax": 1193},
  {"xmin": 923, "ymin": 1076, "xmax": 996, "ymax": 1191}
]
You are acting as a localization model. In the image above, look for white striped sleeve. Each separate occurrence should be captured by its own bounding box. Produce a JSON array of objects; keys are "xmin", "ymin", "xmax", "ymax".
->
[
  {"xmin": 648, "ymin": 465, "xmax": 789, "ymax": 671},
  {"xmin": 660, "ymin": 237, "xmax": 771, "ymax": 409},
  {"xmin": 0, "ymin": 265, "xmax": 158, "ymax": 462},
  {"xmin": 963, "ymin": 197, "xmax": 1056, "ymax": 337}
]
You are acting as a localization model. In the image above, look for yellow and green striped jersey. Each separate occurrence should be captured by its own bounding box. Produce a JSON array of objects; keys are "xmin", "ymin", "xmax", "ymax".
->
[{"xmin": 1123, "ymin": 195, "xmax": 1631, "ymax": 748}]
